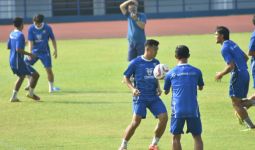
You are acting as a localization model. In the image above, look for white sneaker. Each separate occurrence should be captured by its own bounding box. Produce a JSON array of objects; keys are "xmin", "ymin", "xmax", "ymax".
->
[{"xmin": 49, "ymin": 87, "xmax": 60, "ymax": 93}]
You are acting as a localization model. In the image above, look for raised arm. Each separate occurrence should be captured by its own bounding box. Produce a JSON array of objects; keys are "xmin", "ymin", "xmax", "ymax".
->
[
  {"xmin": 120, "ymin": 0, "xmax": 131, "ymax": 15},
  {"xmin": 120, "ymin": 0, "xmax": 138, "ymax": 15}
]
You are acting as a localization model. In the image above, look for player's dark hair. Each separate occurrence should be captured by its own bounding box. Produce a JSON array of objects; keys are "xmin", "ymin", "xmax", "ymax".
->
[
  {"xmin": 33, "ymin": 14, "xmax": 44, "ymax": 23},
  {"xmin": 13, "ymin": 17, "xmax": 23, "ymax": 28},
  {"xmin": 175, "ymin": 45, "xmax": 190, "ymax": 59},
  {"xmin": 128, "ymin": 0, "xmax": 138, "ymax": 6},
  {"xmin": 129, "ymin": 1, "xmax": 135, "ymax": 5},
  {"xmin": 253, "ymin": 15, "xmax": 255, "ymax": 26},
  {"xmin": 145, "ymin": 39, "xmax": 159, "ymax": 47},
  {"xmin": 216, "ymin": 26, "xmax": 230, "ymax": 40}
]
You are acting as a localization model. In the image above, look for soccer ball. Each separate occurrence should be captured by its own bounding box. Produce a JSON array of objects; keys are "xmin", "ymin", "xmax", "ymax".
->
[{"xmin": 153, "ymin": 64, "xmax": 169, "ymax": 79}]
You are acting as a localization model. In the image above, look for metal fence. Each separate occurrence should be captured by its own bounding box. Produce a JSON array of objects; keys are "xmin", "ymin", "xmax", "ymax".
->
[{"xmin": 0, "ymin": 0, "xmax": 255, "ymax": 23}]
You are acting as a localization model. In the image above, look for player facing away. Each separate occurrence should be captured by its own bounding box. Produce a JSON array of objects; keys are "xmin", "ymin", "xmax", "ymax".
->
[
  {"xmin": 120, "ymin": 0, "xmax": 146, "ymax": 61},
  {"xmin": 24, "ymin": 14, "xmax": 60, "ymax": 93},
  {"xmin": 164, "ymin": 45, "xmax": 204, "ymax": 150},
  {"xmin": 118, "ymin": 39, "xmax": 168, "ymax": 150},
  {"xmin": 248, "ymin": 15, "xmax": 255, "ymax": 99},
  {"xmin": 215, "ymin": 26, "xmax": 255, "ymax": 129},
  {"xmin": 8, "ymin": 17, "xmax": 40, "ymax": 102}
]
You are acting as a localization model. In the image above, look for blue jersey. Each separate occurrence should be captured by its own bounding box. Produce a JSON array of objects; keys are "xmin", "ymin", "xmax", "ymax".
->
[
  {"xmin": 164, "ymin": 64, "xmax": 204, "ymax": 118},
  {"xmin": 126, "ymin": 13, "xmax": 146, "ymax": 44},
  {"xmin": 7, "ymin": 30, "xmax": 26, "ymax": 69},
  {"xmin": 249, "ymin": 30, "xmax": 255, "ymax": 88},
  {"xmin": 249, "ymin": 30, "xmax": 255, "ymax": 58},
  {"xmin": 28, "ymin": 23, "xmax": 55, "ymax": 54},
  {"xmin": 124, "ymin": 56, "xmax": 159, "ymax": 97},
  {"xmin": 249, "ymin": 30, "xmax": 255, "ymax": 70},
  {"xmin": 221, "ymin": 40, "xmax": 248, "ymax": 72}
]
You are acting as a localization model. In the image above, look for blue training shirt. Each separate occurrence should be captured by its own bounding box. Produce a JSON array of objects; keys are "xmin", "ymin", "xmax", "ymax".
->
[
  {"xmin": 164, "ymin": 64, "xmax": 204, "ymax": 118},
  {"xmin": 124, "ymin": 56, "xmax": 159, "ymax": 97},
  {"xmin": 221, "ymin": 40, "xmax": 248, "ymax": 71},
  {"xmin": 7, "ymin": 29, "xmax": 26, "ymax": 69},
  {"xmin": 126, "ymin": 13, "xmax": 146, "ymax": 44},
  {"xmin": 28, "ymin": 23, "xmax": 55, "ymax": 54}
]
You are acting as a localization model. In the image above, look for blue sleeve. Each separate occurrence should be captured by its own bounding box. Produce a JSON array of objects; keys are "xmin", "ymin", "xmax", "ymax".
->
[
  {"xmin": 16, "ymin": 34, "xmax": 25, "ymax": 50},
  {"xmin": 164, "ymin": 73, "xmax": 171, "ymax": 91},
  {"xmin": 124, "ymin": 60, "xmax": 136, "ymax": 78},
  {"xmin": 249, "ymin": 36, "xmax": 255, "ymax": 52},
  {"xmin": 221, "ymin": 47, "xmax": 233, "ymax": 64},
  {"xmin": 28, "ymin": 27, "xmax": 34, "ymax": 41},
  {"xmin": 139, "ymin": 13, "xmax": 147, "ymax": 24},
  {"xmin": 197, "ymin": 70, "xmax": 204, "ymax": 87},
  {"xmin": 7, "ymin": 38, "xmax": 11, "ymax": 49},
  {"xmin": 48, "ymin": 26, "xmax": 55, "ymax": 40}
]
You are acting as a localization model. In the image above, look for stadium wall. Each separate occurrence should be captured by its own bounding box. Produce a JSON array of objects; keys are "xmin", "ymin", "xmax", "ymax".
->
[{"xmin": 0, "ymin": 0, "xmax": 255, "ymax": 25}]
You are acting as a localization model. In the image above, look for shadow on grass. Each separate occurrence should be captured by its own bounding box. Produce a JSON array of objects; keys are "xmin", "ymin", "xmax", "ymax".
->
[
  {"xmin": 48, "ymin": 100, "xmax": 131, "ymax": 105},
  {"xmin": 40, "ymin": 90, "xmax": 130, "ymax": 95},
  {"xmin": 36, "ymin": 90, "xmax": 132, "ymax": 105}
]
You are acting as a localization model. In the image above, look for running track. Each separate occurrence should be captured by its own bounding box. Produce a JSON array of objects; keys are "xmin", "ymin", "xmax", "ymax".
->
[{"xmin": 0, "ymin": 14, "xmax": 254, "ymax": 42}]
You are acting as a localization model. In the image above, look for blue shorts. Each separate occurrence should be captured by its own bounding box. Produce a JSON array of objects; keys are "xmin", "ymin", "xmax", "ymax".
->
[
  {"xmin": 128, "ymin": 41, "xmax": 145, "ymax": 61},
  {"xmin": 132, "ymin": 96, "xmax": 167, "ymax": 119},
  {"xmin": 170, "ymin": 117, "xmax": 202, "ymax": 136},
  {"xmin": 251, "ymin": 58, "xmax": 255, "ymax": 88},
  {"xmin": 229, "ymin": 70, "xmax": 249, "ymax": 99},
  {"xmin": 25, "ymin": 52, "xmax": 52, "ymax": 68},
  {"xmin": 11, "ymin": 64, "xmax": 36, "ymax": 77}
]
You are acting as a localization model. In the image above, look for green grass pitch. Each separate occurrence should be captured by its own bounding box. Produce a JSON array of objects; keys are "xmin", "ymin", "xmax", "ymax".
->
[{"xmin": 0, "ymin": 33, "xmax": 255, "ymax": 150}]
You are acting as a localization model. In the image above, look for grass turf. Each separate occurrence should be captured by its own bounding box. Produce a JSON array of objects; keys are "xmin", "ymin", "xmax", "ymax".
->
[{"xmin": 0, "ymin": 33, "xmax": 255, "ymax": 150}]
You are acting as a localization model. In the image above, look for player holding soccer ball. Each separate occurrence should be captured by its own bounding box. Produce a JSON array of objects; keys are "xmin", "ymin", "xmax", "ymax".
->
[
  {"xmin": 25, "ymin": 14, "xmax": 60, "ymax": 93},
  {"xmin": 118, "ymin": 39, "xmax": 168, "ymax": 150},
  {"xmin": 215, "ymin": 26, "xmax": 255, "ymax": 129},
  {"xmin": 164, "ymin": 45, "xmax": 204, "ymax": 150}
]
